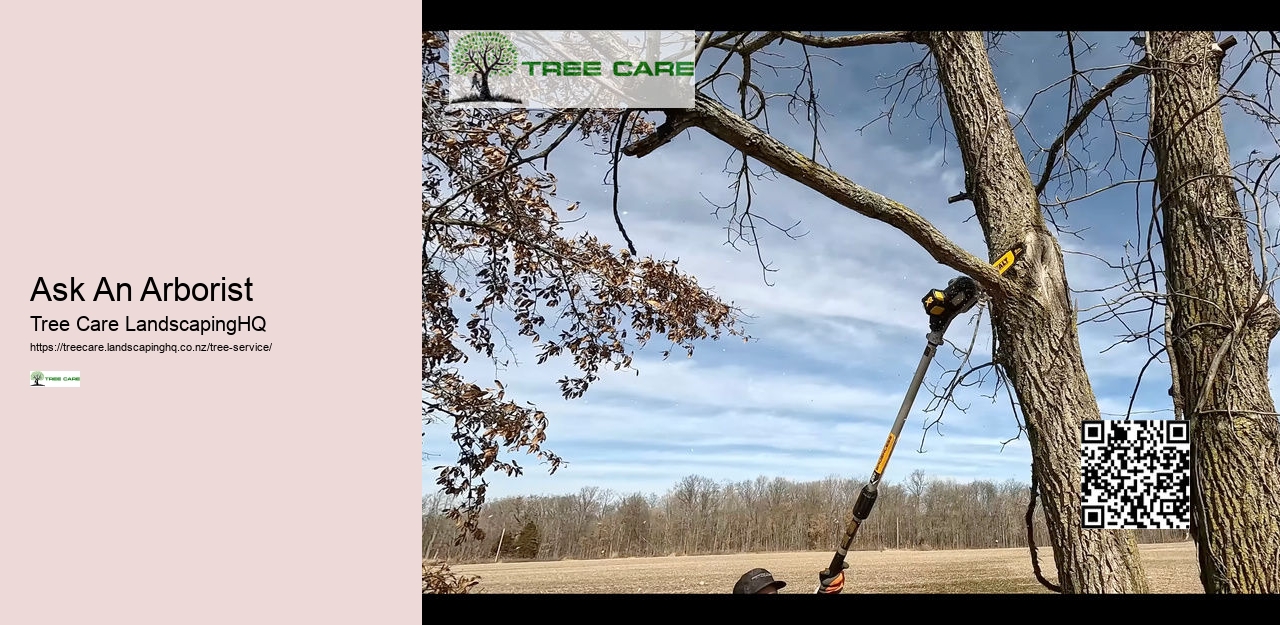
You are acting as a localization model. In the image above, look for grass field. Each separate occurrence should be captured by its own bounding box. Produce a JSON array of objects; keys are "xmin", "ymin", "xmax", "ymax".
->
[{"xmin": 447, "ymin": 541, "xmax": 1201, "ymax": 593}]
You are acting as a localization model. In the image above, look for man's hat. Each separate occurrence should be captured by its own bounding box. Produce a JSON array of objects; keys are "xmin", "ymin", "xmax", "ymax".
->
[{"xmin": 733, "ymin": 568, "xmax": 786, "ymax": 594}]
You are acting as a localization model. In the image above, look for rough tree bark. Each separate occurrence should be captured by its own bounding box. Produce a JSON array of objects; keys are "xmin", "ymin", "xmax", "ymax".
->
[
  {"xmin": 626, "ymin": 31, "xmax": 1149, "ymax": 592},
  {"xmin": 1148, "ymin": 30, "xmax": 1280, "ymax": 594},
  {"xmin": 919, "ymin": 31, "xmax": 1148, "ymax": 594}
]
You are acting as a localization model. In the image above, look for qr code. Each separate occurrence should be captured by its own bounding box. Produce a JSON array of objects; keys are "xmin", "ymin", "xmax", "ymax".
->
[{"xmin": 1079, "ymin": 419, "xmax": 1191, "ymax": 529}]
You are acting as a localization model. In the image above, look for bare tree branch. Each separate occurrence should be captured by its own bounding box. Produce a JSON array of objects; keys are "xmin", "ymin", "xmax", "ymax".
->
[
  {"xmin": 692, "ymin": 31, "xmax": 713, "ymax": 65},
  {"xmin": 609, "ymin": 110, "xmax": 639, "ymax": 255},
  {"xmin": 778, "ymin": 31, "xmax": 920, "ymax": 48},
  {"xmin": 1035, "ymin": 60, "xmax": 1151, "ymax": 197},
  {"xmin": 623, "ymin": 113, "xmax": 697, "ymax": 158},
  {"xmin": 624, "ymin": 94, "xmax": 1014, "ymax": 299}
]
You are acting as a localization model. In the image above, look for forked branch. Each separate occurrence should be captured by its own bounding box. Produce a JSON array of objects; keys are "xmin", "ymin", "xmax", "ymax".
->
[{"xmin": 1035, "ymin": 59, "xmax": 1151, "ymax": 197}]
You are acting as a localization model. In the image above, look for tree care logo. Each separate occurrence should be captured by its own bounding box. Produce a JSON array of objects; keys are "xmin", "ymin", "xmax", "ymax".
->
[
  {"xmin": 30, "ymin": 371, "xmax": 80, "ymax": 387},
  {"xmin": 446, "ymin": 30, "xmax": 696, "ymax": 109},
  {"xmin": 451, "ymin": 32, "xmax": 524, "ymax": 105}
]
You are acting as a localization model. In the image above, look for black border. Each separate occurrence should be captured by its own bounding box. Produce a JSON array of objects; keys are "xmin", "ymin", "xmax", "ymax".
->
[
  {"xmin": 424, "ymin": 592, "xmax": 1261, "ymax": 618},
  {"xmin": 424, "ymin": 6, "xmax": 1280, "ymax": 31}
]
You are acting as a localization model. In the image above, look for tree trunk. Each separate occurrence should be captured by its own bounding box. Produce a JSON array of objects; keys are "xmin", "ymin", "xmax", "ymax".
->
[
  {"xmin": 425, "ymin": 528, "xmax": 437, "ymax": 560},
  {"xmin": 1148, "ymin": 30, "xmax": 1280, "ymax": 594},
  {"xmin": 920, "ymin": 31, "xmax": 1150, "ymax": 593}
]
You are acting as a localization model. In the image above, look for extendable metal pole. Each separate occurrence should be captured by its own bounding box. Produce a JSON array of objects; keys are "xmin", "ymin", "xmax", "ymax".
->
[
  {"xmin": 823, "ymin": 330, "xmax": 943, "ymax": 580},
  {"xmin": 816, "ymin": 272, "xmax": 1002, "ymax": 592},
  {"xmin": 815, "ymin": 258, "xmax": 1019, "ymax": 593}
]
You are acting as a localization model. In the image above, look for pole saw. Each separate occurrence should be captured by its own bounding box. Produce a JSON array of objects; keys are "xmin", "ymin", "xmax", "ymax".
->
[{"xmin": 818, "ymin": 243, "xmax": 1025, "ymax": 592}]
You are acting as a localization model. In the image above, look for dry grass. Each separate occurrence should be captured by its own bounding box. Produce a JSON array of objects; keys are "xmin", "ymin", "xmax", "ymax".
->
[{"xmin": 447, "ymin": 541, "xmax": 1201, "ymax": 593}]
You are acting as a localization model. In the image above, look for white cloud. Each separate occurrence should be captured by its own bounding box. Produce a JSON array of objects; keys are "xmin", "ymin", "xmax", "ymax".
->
[
  {"xmin": 428, "ymin": 424, "xmax": 1034, "ymax": 501},
  {"xmin": 425, "ymin": 329, "xmax": 1034, "ymax": 501}
]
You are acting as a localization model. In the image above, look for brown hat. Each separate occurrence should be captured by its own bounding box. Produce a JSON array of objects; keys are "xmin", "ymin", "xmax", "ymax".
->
[{"xmin": 733, "ymin": 568, "xmax": 786, "ymax": 594}]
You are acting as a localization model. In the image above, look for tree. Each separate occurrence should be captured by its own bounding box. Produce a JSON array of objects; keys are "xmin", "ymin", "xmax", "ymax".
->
[
  {"xmin": 490, "ymin": 530, "xmax": 509, "ymax": 558},
  {"xmin": 616, "ymin": 493, "xmax": 652, "ymax": 556},
  {"xmin": 1146, "ymin": 31, "xmax": 1280, "ymax": 593},
  {"xmin": 422, "ymin": 31, "xmax": 746, "ymax": 546},
  {"xmin": 29, "ymin": 371, "xmax": 44, "ymax": 386},
  {"xmin": 452, "ymin": 31, "xmax": 521, "ymax": 104},
  {"xmin": 623, "ymin": 31, "xmax": 1147, "ymax": 593},
  {"xmin": 512, "ymin": 520, "xmax": 542, "ymax": 559}
]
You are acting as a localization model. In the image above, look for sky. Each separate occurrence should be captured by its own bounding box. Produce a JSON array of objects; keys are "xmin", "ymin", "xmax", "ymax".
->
[{"xmin": 423, "ymin": 31, "xmax": 1280, "ymax": 503}]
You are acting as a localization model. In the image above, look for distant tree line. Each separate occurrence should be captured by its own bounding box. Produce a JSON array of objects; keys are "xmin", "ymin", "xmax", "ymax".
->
[{"xmin": 423, "ymin": 471, "xmax": 1187, "ymax": 563}]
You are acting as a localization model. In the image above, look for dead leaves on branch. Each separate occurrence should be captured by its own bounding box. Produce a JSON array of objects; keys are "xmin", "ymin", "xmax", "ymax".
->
[
  {"xmin": 422, "ymin": 32, "xmax": 748, "ymax": 544},
  {"xmin": 423, "ymin": 559, "xmax": 480, "ymax": 594},
  {"xmin": 424, "ymin": 369, "xmax": 561, "ymax": 542}
]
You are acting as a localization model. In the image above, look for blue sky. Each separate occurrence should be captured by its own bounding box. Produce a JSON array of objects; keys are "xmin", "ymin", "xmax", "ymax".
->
[{"xmin": 424, "ymin": 31, "xmax": 1280, "ymax": 502}]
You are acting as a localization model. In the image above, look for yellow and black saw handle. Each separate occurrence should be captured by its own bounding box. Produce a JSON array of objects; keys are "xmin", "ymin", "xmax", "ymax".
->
[
  {"xmin": 922, "ymin": 276, "xmax": 980, "ymax": 333},
  {"xmin": 921, "ymin": 243, "xmax": 1023, "ymax": 332}
]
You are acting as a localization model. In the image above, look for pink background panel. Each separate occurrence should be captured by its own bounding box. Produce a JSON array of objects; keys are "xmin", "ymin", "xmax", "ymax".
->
[{"xmin": 1, "ymin": 3, "xmax": 422, "ymax": 623}]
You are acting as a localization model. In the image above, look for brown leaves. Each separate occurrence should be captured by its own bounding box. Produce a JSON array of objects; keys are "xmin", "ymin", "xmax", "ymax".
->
[
  {"xmin": 482, "ymin": 145, "xmax": 507, "ymax": 168},
  {"xmin": 423, "ymin": 31, "xmax": 749, "ymax": 546},
  {"xmin": 422, "ymin": 559, "xmax": 479, "ymax": 594}
]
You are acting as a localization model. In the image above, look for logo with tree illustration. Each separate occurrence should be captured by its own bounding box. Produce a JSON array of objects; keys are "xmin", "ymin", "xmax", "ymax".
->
[
  {"xmin": 453, "ymin": 31, "xmax": 524, "ymax": 104},
  {"xmin": 30, "ymin": 371, "xmax": 45, "ymax": 386}
]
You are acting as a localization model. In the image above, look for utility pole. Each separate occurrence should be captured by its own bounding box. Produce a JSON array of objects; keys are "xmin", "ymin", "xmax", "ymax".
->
[{"xmin": 493, "ymin": 527, "xmax": 507, "ymax": 563}]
